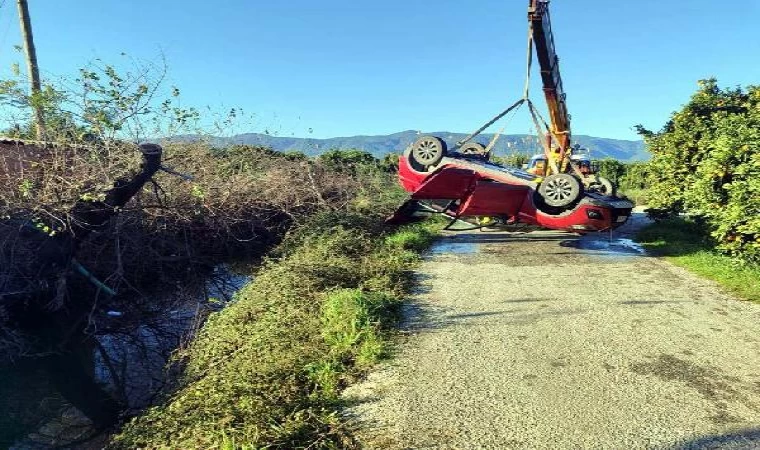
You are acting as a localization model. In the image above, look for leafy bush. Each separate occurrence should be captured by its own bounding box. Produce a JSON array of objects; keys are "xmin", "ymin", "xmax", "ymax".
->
[
  {"xmin": 587, "ymin": 160, "xmax": 652, "ymax": 203},
  {"xmin": 637, "ymin": 79, "xmax": 760, "ymax": 262},
  {"xmin": 595, "ymin": 159, "xmax": 626, "ymax": 185},
  {"xmin": 618, "ymin": 162, "xmax": 650, "ymax": 190},
  {"xmin": 317, "ymin": 149, "xmax": 378, "ymax": 174},
  {"xmin": 616, "ymin": 161, "xmax": 651, "ymax": 203},
  {"xmin": 491, "ymin": 153, "xmax": 530, "ymax": 168}
]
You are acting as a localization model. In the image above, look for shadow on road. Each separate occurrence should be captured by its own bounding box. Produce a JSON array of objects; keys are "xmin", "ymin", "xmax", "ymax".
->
[{"xmin": 666, "ymin": 428, "xmax": 760, "ymax": 449}]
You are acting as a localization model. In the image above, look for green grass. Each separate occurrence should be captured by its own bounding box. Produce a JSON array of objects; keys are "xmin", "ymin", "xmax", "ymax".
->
[
  {"xmin": 636, "ymin": 217, "xmax": 760, "ymax": 303},
  {"xmin": 384, "ymin": 227, "xmax": 437, "ymax": 253},
  {"xmin": 110, "ymin": 212, "xmax": 441, "ymax": 449}
]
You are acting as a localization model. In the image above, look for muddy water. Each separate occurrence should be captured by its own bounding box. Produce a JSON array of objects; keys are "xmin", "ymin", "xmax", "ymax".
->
[{"xmin": 2, "ymin": 265, "xmax": 250, "ymax": 449}]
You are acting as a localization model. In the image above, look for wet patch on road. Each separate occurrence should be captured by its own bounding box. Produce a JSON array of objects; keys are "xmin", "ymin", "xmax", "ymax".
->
[
  {"xmin": 429, "ymin": 239, "xmax": 478, "ymax": 255},
  {"xmin": 561, "ymin": 236, "xmax": 646, "ymax": 257},
  {"xmin": 430, "ymin": 229, "xmax": 653, "ymax": 268}
]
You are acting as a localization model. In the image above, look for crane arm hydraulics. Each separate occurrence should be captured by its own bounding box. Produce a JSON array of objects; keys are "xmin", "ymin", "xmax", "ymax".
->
[{"xmin": 528, "ymin": 0, "xmax": 571, "ymax": 164}]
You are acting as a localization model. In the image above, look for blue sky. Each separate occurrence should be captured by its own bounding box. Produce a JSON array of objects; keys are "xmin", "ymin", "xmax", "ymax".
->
[{"xmin": 0, "ymin": 0, "xmax": 758, "ymax": 140}]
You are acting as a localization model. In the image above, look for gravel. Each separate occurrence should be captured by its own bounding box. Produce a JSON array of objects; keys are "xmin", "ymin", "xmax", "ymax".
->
[{"xmin": 343, "ymin": 213, "xmax": 760, "ymax": 449}]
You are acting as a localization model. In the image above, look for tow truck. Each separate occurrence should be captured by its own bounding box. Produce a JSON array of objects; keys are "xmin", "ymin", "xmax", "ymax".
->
[{"xmin": 388, "ymin": 0, "xmax": 633, "ymax": 232}]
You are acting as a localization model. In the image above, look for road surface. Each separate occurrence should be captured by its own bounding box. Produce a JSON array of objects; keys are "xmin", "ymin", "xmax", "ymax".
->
[{"xmin": 343, "ymin": 214, "xmax": 760, "ymax": 449}]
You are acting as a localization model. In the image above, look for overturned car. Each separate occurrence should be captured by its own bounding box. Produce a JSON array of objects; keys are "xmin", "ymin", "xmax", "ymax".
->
[{"xmin": 388, "ymin": 136, "xmax": 634, "ymax": 233}]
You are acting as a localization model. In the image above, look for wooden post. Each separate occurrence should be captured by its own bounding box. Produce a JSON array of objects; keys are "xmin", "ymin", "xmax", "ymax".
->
[{"xmin": 16, "ymin": 0, "xmax": 46, "ymax": 140}]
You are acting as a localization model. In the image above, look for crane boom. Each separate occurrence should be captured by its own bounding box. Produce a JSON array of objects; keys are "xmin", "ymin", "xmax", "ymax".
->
[{"xmin": 528, "ymin": 0, "xmax": 571, "ymax": 155}]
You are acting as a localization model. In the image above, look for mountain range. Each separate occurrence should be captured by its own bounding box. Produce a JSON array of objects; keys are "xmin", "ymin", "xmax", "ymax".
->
[{"xmin": 181, "ymin": 130, "xmax": 649, "ymax": 161}]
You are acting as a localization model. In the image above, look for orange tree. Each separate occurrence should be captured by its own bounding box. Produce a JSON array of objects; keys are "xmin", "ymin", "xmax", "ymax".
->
[{"xmin": 637, "ymin": 79, "xmax": 760, "ymax": 262}]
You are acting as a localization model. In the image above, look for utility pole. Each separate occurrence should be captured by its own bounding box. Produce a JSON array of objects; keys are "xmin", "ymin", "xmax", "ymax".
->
[{"xmin": 16, "ymin": 0, "xmax": 46, "ymax": 140}]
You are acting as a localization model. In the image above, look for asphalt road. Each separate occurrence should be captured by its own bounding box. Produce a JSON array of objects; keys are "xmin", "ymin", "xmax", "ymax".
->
[{"xmin": 343, "ymin": 213, "xmax": 760, "ymax": 449}]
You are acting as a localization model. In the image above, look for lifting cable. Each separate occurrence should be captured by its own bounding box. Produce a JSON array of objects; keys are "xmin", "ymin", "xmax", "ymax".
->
[
  {"xmin": 484, "ymin": 126, "xmax": 505, "ymax": 154},
  {"xmin": 523, "ymin": 26, "xmax": 533, "ymax": 100},
  {"xmin": 457, "ymin": 15, "xmax": 585, "ymax": 183},
  {"xmin": 526, "ymin": 99, "xmax": 560, "ymax": 174},
  {"xmin": 455, "ymin": 98, "xmax": 525, "ymax": 148},
  {"xmin": 527, "ymin": 99, "xmax": 585, "ymax": 178}
]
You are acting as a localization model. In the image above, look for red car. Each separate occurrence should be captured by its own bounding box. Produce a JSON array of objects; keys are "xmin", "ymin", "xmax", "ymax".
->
[{"xmin": 389, "ymin": 137, "xmax": 634, "ymax": 233}]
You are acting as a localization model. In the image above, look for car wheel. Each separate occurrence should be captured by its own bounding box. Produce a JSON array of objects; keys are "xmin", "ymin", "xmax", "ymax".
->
[
  {"xmin": 460, "ymin": 142, "xmax": 486, "ymax": 156},
  {"xmin": 410, "ymin": 136, "xmax": 447, "ymax": 168},
  {"xmin": 593, "ymin": 176, "xmax": 616, "ymax": 196},
  {"xmin": 539, "ymin": 173, "xmax": 582, "ymax": 207}
]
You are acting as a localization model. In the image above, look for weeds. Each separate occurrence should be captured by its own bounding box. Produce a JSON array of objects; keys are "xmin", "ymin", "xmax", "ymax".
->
[{"xmin": 110, "ymin": 211, "xmax": 441, "ymax": 449}]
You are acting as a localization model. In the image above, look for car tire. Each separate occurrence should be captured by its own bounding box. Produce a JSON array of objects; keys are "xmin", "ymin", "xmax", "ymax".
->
[
  {"xmin": 594, "ymin": 176, "xmax": 616, "ymax": 197},
  {"xmin": 539, "ymin": 173, "xmax": 583, "ymax": 207},
  {"xmin": 410, "ymin": 136, "xmax": 447, "ymax": 168},
  {"xmin": 460, "ymin": 142, "xmax": 486, "ymax": 156}
]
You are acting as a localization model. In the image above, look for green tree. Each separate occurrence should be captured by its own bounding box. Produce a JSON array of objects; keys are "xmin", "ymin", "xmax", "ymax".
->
[
  {"xmin": 317, "ymin": 149, "xmax": 378, "ymax": 173},
  {"xmin": 379, "ymin": 153, "xmax": 399, "ymax": 172},
  {"xmin": 492, "ymin": 153, "xmax": 530, "ymax": 168},
  {"xmin": 638, "ymin": 79, "xmax": 760, "ymax": 262},
  {"xmin": 594, "ymin": 159, "xmax": 626, "ymax": 185},
  {"xmin": 618, "ymin": 162, "xmax": 650, "ymax": 191}
]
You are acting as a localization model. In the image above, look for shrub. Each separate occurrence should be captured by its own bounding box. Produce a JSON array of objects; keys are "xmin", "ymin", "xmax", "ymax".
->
[
  {"xmin": 317, "ymin": 149, "xmax": 378, "ymax": 174},
  {"xmin": 491, "ymin": 153, "xmax": 530, "ymax": 168},
  {"xmin": 595, "ymin": 158, "xmax": 626, "ymax": 185},
  {"xmin": 637, "ymin": 79, "xmax": 760, "ymax": 262}
]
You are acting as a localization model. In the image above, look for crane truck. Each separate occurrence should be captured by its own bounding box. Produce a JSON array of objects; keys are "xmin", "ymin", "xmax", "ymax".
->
[{"xmin": 388, "ymin": 0, "xmax": 633, "ymax": 231}]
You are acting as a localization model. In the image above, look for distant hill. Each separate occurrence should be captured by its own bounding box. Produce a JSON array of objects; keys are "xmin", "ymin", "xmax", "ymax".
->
[{"xmin": 176, "ymin": 130, "xmax": 649, "ymax": 161}]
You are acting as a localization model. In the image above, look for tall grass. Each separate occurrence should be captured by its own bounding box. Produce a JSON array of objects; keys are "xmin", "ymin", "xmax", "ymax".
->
[{"xmin": 110, "ymin": 212, "xmax": 441, "ymax": 449}]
